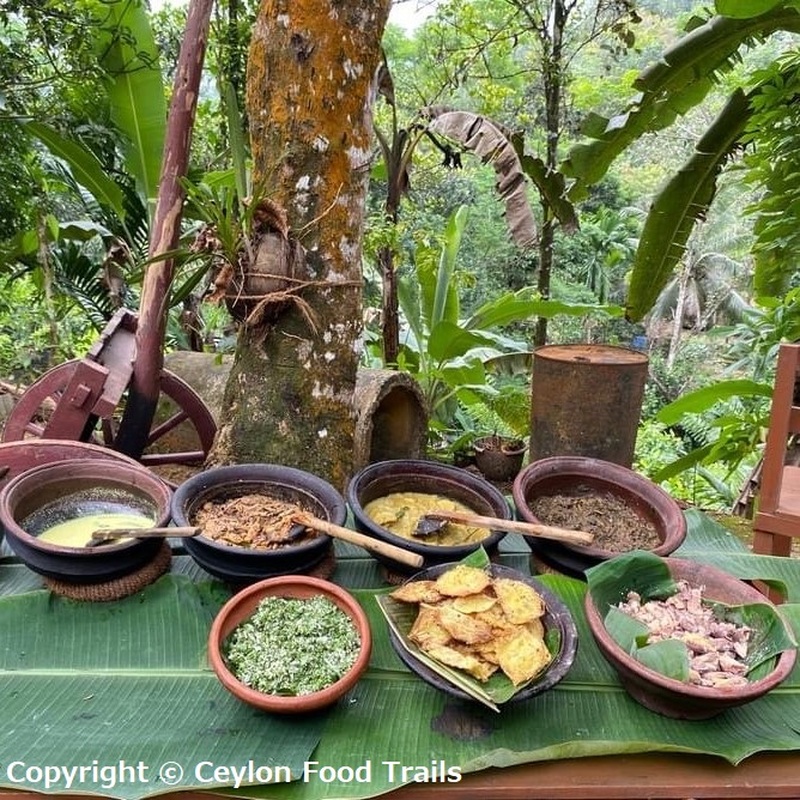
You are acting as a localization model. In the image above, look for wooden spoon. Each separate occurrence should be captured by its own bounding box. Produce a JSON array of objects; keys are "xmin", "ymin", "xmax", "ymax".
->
[
  {"xmin": 414, "ymin": 510, "xmax": 594, "ymax": 547},
  {"xmin": 291, "ymin": 511, "xmax": 424, "ymax": 569},
  {"xmin": 87, "ymin": 526, "xmax": 201, "ymax": 547}
]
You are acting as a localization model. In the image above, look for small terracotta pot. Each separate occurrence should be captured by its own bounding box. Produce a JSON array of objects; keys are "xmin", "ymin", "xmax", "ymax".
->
[
  {"xmin": 473, "ymin": 435, "xmax": 526, "ymax": 482},
  {"xmin": 584, "ymin": 557, "xmax": 797, "ymax": 719},
  {"xmin": 208, "ymin": 575, "xmax": 372, "ymax": 714}
]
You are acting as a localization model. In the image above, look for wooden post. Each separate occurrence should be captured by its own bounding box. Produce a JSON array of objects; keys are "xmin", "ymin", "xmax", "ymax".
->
[{"xmin": 114, "ymin": 0, "xmax": 214, "ymax": 458}]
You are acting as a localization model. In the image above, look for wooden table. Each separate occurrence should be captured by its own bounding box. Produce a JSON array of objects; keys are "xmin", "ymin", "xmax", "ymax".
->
[{"xmin": 1, "ymin": 751, "xmax": 799, "ymax": 800}]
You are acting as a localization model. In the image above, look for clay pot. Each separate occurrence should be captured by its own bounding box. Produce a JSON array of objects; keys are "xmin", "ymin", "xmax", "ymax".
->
[
  {"xmin": 513, "ymin": 456, "xmax": 686, "ymax": 579},
  {"xmin": 346, "ymin": 459, "xmax": 510, "ymax": 576},
  {"xmin": 473, "ymin": 435, "xmax": 526, "ymax": 482},
  {"xmin": 0, "ymin": 459, "xmax": 172, "ymax": 583},
  {"xmin": 0, "ymin": 439, "xmax": 146, "ymax": 492},
  {"xmin": 585, "ymin": 556, "xmax": 797, "ymax": 719},
  {"xmin": 208, "ymin": 575, "xmax": 372, "ymax": 714},
  {"xmin": 171, "ymin": 464, "xmax": 346, "ymax": 585}
]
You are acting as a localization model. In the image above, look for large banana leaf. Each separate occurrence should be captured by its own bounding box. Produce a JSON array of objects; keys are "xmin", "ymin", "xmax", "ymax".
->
[
  {"xmin": 562, "ymin": 5, "xmax": 800, "ymax": 197},
  {"xmin": 23, "ymin": 122, "xmax": 127, "ymax": 222},
  {"xmin": 1, "ymin": 512, "xmax": 800, "ymax": 800},
  {"xmin": 625, "ymin": 90, "xmax": 750, "ymax": 322},
  {"xmin": 93, "ymin": 0, "xmax": 166, "ymax": 208}
]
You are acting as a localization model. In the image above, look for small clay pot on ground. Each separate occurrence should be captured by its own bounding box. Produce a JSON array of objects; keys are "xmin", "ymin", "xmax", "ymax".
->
[{"xmin": 473, "ymin": 435, "xmax": 526, "ymax": 482}]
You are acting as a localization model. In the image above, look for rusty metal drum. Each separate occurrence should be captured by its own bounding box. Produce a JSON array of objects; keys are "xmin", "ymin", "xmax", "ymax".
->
[{"xmin": 530, "ymin": 344, "xmax": 649, "ymax": 468}]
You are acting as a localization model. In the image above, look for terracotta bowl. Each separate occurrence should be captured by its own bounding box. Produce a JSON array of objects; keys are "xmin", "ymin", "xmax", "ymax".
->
[
  {"xmin": 346, "ymin": 459, "xmax": 510, "ymax": 576},
  {"xmin": 208, "ymin": 575, "xmax": 372, "ymax": 714},
  {"xmin": 171, "ymin": 464, "xmax": 346, "ymax": 585},
  {"xmin": 0, "ymin": 459, "xmax": 172, "ymax": 583},
  {"xmin": 584, "ymin": 556, "xmax": 797, "ymax": 719},
  {"xmin": 512, "ymin": 456, "xmax": 686, "ymax": 579},
  {"xmin": 388, "ymin": 561, "xmax": 578, "ymax": 705}
]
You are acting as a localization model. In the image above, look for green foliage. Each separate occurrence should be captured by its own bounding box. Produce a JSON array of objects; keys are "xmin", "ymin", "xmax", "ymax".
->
[
  {"xmin": 634, "ymin": 417, "xmax": 754, "ymax": 511},
  {"xmin": 362, "ymin": 205, "xmax": 624, "ymax": 457},
  {"xmin": 0, "ymin": 273, "xmax": 94, "ymax": 382},
  {"xmin": 724, "ymin": 288, "xmax": 800, "ymax": 379},
  {"xmin": 626, "ymin": 90, "xmax": 751, "ymax": 322},
  {"xmin": 742, "ymin": 54, "xmax": 800, "ymax": 297},
  {"xmin": 0, "ymin": 121, "xmax": 36, "ymax": 237}
]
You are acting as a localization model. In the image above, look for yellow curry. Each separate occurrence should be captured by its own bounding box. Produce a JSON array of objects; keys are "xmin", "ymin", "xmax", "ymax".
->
[{"xmin": 364, "ymin": 491, "xmax": 486, "ymax": 546}]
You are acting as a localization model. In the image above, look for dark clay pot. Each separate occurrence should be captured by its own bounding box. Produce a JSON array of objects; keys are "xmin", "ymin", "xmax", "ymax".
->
[
  {"xmin": 388, "ymin": 561, "xmax": 578, "ymax": 705},
  {"xmin": 171, "ymin": 464, "xmax": 346, "ymax": 585},
  {"xmin": 585, "ymin": 556, "xmax": 797, "ymax": 719},
  {"xmin": 346, "ymin": 459, "xmax": 510, "ymax": 576},
  {"xmin": 0, "ymin": 459, "xmax": 172, "ymax": 583},
  {"xmin": 513, "ymin": 456, "xmax": 686, "ymax": 579}
]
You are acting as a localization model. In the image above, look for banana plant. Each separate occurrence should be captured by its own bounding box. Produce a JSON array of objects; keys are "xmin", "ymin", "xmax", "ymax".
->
[
  {"xmin": 562, "ymin": 0, "xmax": 800, "ymax": 322},
  {"xmin": 372, "ymin": 79, "xmax": 578, "ymax": 363},
  {"xmin": 393, "ymin": 205, "xmax": 623, "ymax": 438},
  {"xmin": 5, "ymin": 0, "xmax": 213, "ymax": 329}
]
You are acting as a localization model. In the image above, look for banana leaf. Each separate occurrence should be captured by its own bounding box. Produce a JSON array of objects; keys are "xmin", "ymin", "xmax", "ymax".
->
[
  {"xmin": 93, "ymin": 0, "xmax": 166, "ymax": 208},
  {"xmin": 586, "ymin": 549, "xmax": 796, "ymax": 681},
  {"xmin": 23, "ymin": 122, "xmax": 127, "ymax": 222},
  {"xmin": 2, "ymin": 513, "xmax": 800, "ymax": 800}
]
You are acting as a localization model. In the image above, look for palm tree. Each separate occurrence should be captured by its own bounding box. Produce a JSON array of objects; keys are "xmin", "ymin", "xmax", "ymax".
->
[{"xmin": 648, "ymin": 247, "xmax": 751, "ymax": 369}]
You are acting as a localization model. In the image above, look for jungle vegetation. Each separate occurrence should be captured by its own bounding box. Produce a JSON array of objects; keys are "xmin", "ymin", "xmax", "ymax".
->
[{"xmin": 0, "ymin": 0, "xmax": 799, "ymax": 506}]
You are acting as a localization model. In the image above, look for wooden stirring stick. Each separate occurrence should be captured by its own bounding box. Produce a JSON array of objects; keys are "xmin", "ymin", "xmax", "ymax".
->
[
  {"xmin": 88, "ymin": 526, "xmax": 201, "ymax": 546},
  {"xmin": 292, "ymin": 511, "xmax": 424, "ymax": 568},
  {"xmin": 416, "ymin": 510, "xmax": 594, "ymax": 546}
]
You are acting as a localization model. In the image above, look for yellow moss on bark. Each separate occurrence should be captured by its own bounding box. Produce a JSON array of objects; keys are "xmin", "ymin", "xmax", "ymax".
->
[{"xmin": 210, "ymin": 0, "xmax": 391, "ymax": 489}]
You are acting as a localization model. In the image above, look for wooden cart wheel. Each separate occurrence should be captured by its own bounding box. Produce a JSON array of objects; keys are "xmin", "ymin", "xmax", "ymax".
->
[{"xmin": 1, "ymin": 360, "xmax": 217, "ymax": 468}]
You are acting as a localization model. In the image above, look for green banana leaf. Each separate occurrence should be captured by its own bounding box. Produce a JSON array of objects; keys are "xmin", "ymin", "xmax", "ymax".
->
[
  {"xmin": 23, "ymin": 122, "xmax": 127, "ymax": 222},
  {"xmin": 561, "ymin": 6, "xmax": 800, "ymax": 197},
  {"xmin": 93, "ymin": 0, "xmax": 166, "ymax": 208},
  {"xmin": 656, "ymin": 379, "xmax": 772, "ymax": 425},
  {"xmin": 1, "ymin": 512, "xmax": 800, "ymax": 800},
  {"xmin": 625, "ymin": 90, "xmax": 751, "ymax": 322}
]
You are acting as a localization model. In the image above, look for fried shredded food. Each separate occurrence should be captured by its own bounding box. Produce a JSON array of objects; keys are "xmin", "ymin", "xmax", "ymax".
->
[{"xmin": 193, "ymin": 494, "xmax": 317, "ymax": 550}]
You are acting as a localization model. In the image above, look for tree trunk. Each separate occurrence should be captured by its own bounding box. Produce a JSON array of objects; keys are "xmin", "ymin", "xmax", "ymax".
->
[
  {"xmin": 666, "ymin": 262, "xmax": 690, "ymax": 371},
  {"xmin": 534, "ymin": 0, "xmax": 567, "ymax": 348},
  {"xmin": 209, "ymin": 0, "xmax": 390, "ymax": 490}
]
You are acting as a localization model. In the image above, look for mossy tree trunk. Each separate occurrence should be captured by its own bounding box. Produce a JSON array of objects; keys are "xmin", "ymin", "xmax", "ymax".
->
[{"xmin": 208, "ymin": 0, "xmax": 390, "ymax": 490}]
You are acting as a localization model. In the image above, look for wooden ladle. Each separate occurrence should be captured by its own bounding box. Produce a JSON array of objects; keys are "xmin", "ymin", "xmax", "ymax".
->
[
  {"xmin": 414, "ymin": 510, "xmax": 594, "ymax": 547},
  {"xmin": 291, "ymin": 510, "xmax": 424, "ymax": 569},
  {"xmin": 87, "ymin": 526, "xmax": 201, "ymax": 547}
]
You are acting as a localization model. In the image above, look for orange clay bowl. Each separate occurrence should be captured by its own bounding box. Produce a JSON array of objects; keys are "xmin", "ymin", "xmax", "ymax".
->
[{"xmin": 208, "ymin": 575, "xmax": 372, "ymax": 714}]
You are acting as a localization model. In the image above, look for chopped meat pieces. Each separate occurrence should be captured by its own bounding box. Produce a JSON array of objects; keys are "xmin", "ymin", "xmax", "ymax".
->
[{"xmin": 616, "ymin": 580, "xmax": 751, "ymax": 688}]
